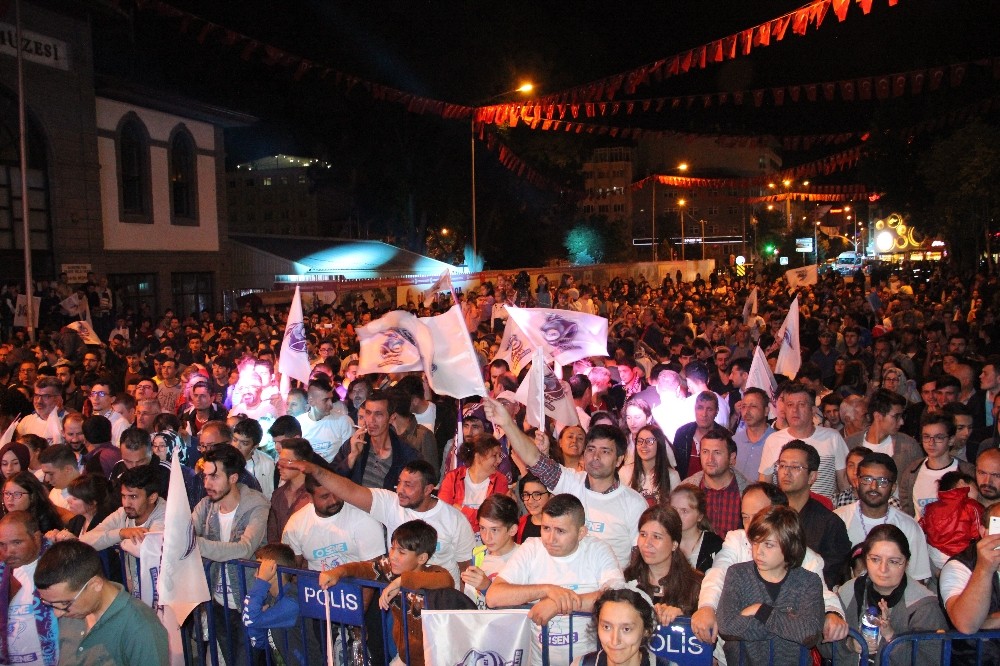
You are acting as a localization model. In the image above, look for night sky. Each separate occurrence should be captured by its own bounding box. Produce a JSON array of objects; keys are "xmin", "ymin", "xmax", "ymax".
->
[{"xmin": 90, "ymin": 1, "xmax": 1000, "ymax": 263}]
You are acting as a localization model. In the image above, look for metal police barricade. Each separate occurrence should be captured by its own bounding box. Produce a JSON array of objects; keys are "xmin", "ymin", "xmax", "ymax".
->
[
  {"xmin": 879, "ymin": 629, "xmax": 1000, "ymax": 666},
  {"xmin": 539, "ymin": 612, "xmax": 870, "ymax": 666}
]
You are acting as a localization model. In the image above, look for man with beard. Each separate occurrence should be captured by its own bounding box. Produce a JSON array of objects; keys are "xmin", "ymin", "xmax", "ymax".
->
[
  {"xmin": 976, "ymin": 448, "xmax": 1000, "ymax": 508},
  {"xmin": 80, "ymin": 464, "xmax": 165, "ymax": 552},
  {"xmin": 281, "ymin": 472, "xmax": 384, "ymax": 571},
  {"xmin": 833, "ymin": 452, "xmax": 931, "ymax": 582},
  {"xmin": 192, "ymin": 446, "xmax": 269, "ymax": 666},
  {"xmin": 0, "ymin": 512, "xmax": 58, "ymax": 666},
  {"xmin": 279, "ymin": 457, "xmax": 474, "ymax": 588}
]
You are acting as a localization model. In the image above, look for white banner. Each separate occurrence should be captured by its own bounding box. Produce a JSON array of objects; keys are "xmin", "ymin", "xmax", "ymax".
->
[
  {"xmin": 785, "ymin": 264, "xmax": 818, "ymax": 290},
  {"xmin": 495, "ymin": 316, "xmax": 536, "ymax": 376},
  {"xmin": 66, "ymin": 320, "xmax": 102, "ymax": 345},
  {"xmin": 278, "ymin": 285, "xmax": 312, "ymax": 384},
  {"xmin": 422, "ymin": 609, "xmax": 533, "ymax": 666},
  {"xmin": 747, "ymin": 345, "xmax": 779, "ymax": 419},
  {"xmin": 774, "ymin": 296, "xmax": 802, "ymax": 379},
  {"xmin": 422, "ymin": 305, "xmax": 488, "ymax": 399},
  {"xmin": 515, "ymin": 347, "xmax": 578, "ymax": 429},
  {"xmin": 357, "ymin": 310, "xmax": 430, "ymax": 376},
  {"xmin": 505, "ymin": 306, "xmax": 608, "ymax": 365},
  {"xmin": 422, "ymin": 269, "xmax": 455, "ymax": 307},
  {"xmin": 158, "ymin": 454, "xmax": 210, "ymax": 624},
  {"xmin": 139, "ymin": 533, "xmax": 187, "ymax": 666},
  {"xmin": 742, "ymin": 287, "xmax": 758, "ymax": 325},
  {"xmin": 13, "ymin": 294, "xmax": 40, "ymax": 328}
]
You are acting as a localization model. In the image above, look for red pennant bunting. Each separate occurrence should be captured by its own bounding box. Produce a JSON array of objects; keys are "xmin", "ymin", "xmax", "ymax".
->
[
  {"xmin": 876, "ymin": 76, "xmax": 890, "ymax": 98},
  {"xmin": 753, "ymin": 90, "xmax": 765, "ymax": 107},
  {"xmin": 293, "ymin": 61, "xmax": 311, "ymax": 81},
  {"xmin": 741, "ymin": 29, "xmax": 754, "ymax": 56},
  {"xmin": 773, "ymin": 16, "xmax": 791, "ymax": 40},
  {"xmin": 832, "ymin": 0, "xmax": 850, "ymax": 22},
  {"xmin": 892, "ymin": 75, "xmax": 906, "ymax": 97},
  {"xmin": 724, "ymin": 35, "xmax": 738, "ymax": 59},
  {"xmin": 756, "ymin": 22, "xmax": 771, "ymax": 47},
  {"xmin": 860, "ymin": 0, "xmax": 874, "ymax": 12},
  {"xmin": 928, "ymin": 68, "xmax": 944, "ymax": 91},
  {"xmin": 710, "ymin": 41, "xmax": 723, "ymax": 63},
  {"xmin": 950, "ymin": 64, "xmax": 966, "ymax": 87},
  {"xmin": 823, "ymin": 82, "xmax": 836, "ymax": 100},
  {"xmin": 805, "ymin": 84, "xmax": 817, "ymax": 101},
  {"xmin": 241, "ymin": 40, "xmax": 260, "ymax": 61},
  {"xmin": 718, "ymin": 92, "xmax": 729, "ymax": 105},
  {"xmin": 733, "ymin": 91, "xmax": 744, "ymax": 105},
  {"xmin": 792, "ymin": 9, "xmax": 810, "ymax": 36},
  {"xmin": 680, "ymin": 51, "xmax": 693, "ymax": 73},
  {"xmin": 858, "ymin": 78, "xmax": 872, "ymax": 100},
  {"xmin": 840, "ymin": 80, "xmax": 855, "ymax": 101},
  {"xmin": 772, "ymin": 88, "xmax": 785, "ymax": 106},
  {"xmin": 910, "ymin": 71, "xmax": 924, "ymax": 95},
  {"xmin": 695, "ymin": 46, "xmax": 707, "ymax": 69},
  {"xmin": 789, "ymin": 86, "xmax": 800, "ymax": 102},
  {"xmin": 197, "ymin": 23, "xmax": 214, "ymax": 43}
]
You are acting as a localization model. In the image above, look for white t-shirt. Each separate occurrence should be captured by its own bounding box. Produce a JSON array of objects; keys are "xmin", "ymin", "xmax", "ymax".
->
[
  {"xmin": 462, "ymin": 475, "xmax": 490, "ymax": 514},
  {"xmin": 911, "ymin": 459, "xmax": 959, "ymax": 517},
  {"xmin": 498, "ymin": 537, "xmax": 624, "ymax": 666},
  {"xmin": 414, "ymin": 402, "xmax": 437, "ymax": 431},
  {"xmin": 552, "ymin": 467, "xmax": 648, "ymax": 568},
  {"xmin": 833, "ymin": 503, "xmax": 932, "ymax": 580},
  {"xmin": 218, "ymin": 508, "xmax": 236, "ymax": 543},
  {"xmin": 49, "ymin": 487, "xmax": 69, "ymax": 510},
  {"xmin": 282, "ymin": 502, "xmax": 386, "ymax": 571},
  {"xmin": 16, "ymin": 411, "xmax": 63, "ymax": 444},
  {"xmin": 759, "ymin": 426, "xmax": 848, "ymax": 502},
  {"xmin": 8, "ymin": 560, "xmax": 44, "ymax": 665},
  {"xmin": 297, "ymin": 412, "xmax": 355, "ymax": 462},
  {"xmin": 938, "ymin": 559, "xmax": 1000, "ymax": 605},
  {"xmin": 464, "ymin": 544, "xmax": 519, "ymax": 608},
  {"xmin": 368, "ymin": 489, "xmax": 476, "ymax": 588}
]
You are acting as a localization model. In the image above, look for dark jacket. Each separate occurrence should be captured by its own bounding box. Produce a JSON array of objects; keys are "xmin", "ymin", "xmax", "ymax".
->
[
  {"xmin": 799, "ymin": 496, "xmax": 852, "ymax": 588},
  {"xmin": 330, "ymin": 430, "xmax": 421, "ymax": 490}
]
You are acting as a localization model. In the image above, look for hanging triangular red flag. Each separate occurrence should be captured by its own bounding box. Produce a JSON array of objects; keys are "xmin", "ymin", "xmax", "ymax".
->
[
  {"xmin": 859, "ymin": 79, "xmax": 873, "ymax": 100},
  {"xmin": 892, "ymin": 75, "xmax": 906, "ymax": 97}
]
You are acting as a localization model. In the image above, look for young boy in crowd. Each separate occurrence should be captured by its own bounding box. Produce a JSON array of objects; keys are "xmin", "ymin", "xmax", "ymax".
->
[
  {"xmin": 242, "ymin": 544, "xmax": 321, "ymax": 665},
  {"xmin": 319, "ymin": 520, "xmax": 453, "ymax": 666},
  {"xmin": 461, "ymin": 495, "xmax": 520, "ymax": 608}
]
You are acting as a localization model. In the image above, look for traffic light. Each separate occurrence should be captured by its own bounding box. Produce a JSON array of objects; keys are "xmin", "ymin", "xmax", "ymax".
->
[{"xmin": 764, "ymin": 244, "xmax": 774, "ymax": 254}]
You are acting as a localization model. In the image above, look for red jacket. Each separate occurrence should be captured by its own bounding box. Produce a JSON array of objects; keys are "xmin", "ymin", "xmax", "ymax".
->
[
  {"xmin": 437, "ymin": 466, "xmax": 509, "ymax": 532},
  {"xmin": 920, "ymin": 486, "xmax": 984, "ymax": 557}
]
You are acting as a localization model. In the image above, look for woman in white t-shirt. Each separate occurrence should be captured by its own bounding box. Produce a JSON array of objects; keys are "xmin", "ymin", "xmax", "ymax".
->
[{"xmin": 438, "ymin": 437, "xmax": 510, "ymax": 533}]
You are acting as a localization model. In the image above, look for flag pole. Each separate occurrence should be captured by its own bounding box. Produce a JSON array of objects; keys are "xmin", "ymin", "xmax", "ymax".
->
[{"xmin": 15, "ymin": 0, "xmax": 35, "ymax": 342}]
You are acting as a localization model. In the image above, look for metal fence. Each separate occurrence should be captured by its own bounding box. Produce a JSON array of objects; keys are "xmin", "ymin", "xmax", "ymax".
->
[{"xmin": 114, "ymin": 550, "xmax": 1000, "ymax": 665}]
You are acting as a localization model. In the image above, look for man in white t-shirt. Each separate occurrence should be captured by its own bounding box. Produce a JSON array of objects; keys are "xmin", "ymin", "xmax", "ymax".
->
[
  {"xmin": 486, "ymin": 493, "xmax": 624, "ymax": 666},
  {"xmin": 833, "ymin": 453, "xmax": 931, "ymax": 581},
  {"xmin": 759, "ymin": 383, "xmax": 848, "ymax": 502},
  {"xmin": 280, "ymin": 458, "xmax": 474, "ymax": 587},
  {"xmin": 484, "ymin": 397, "xmax": 647, "ymax": 567},
  {"xmin": 296, "ymin": 378, "xmax": 354, "ymax": 463},
  {"xmin": 0, "ymin": 511, "xmax": 58, "ymax": 666},
  {"xmin": 845, "ymin": 389, "xmax": 923, "ymax": 485},
  {"xmin": 281, "ymin": 473, "xmax": 385, "ymax": 571},
  {"xmin": 16, "ymin": 376, "xmax": 65, "ymax": 443},
  {"xmin": 939, "ymin": 502, "xmax": 1000, "ymax": 662}
]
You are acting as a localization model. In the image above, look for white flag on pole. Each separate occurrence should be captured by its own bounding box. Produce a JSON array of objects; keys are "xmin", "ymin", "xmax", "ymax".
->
[
  {"xmin": 0, "ymin": 417, "xmax": 20, "ymax": 445},
  {"xmin": 505, "ymin": 306, "xmax": 608, "ymax": 365},
  {"xmin": 421, "ymin": 304, "xmax": 488, "ymax": 399},
  {"xmin": 357, "ymin": 310, "xmax": 432, "ymax": 376},
  {"xmin": 66, "ymin": 320, "xmax": 102, "ymax": 345},
  {"xmin": 515, "ymin": 348, "xmax": 578, "ymax": 429},
  {"xmin": 158, "ymin": 452, "xmax": 210, "ymax": 625},
  {"xmin": 785, "ymin": 264, "xmax": 819, "ymax": 291},
  {"xmin": 422, "ymin": 269, "xmax": 455, "ymax": 307},
  {"xmin": 746, "ymin": 345, "xmax": 779, "ymax": 419},
  {"xmin": 495, "ymin": 316, "xmax": 536, "ymax": 376},
  {"xmin": 278, "ymin": 286, "xmax": 313, "ymax": 385},
  {"xmin": 742, "ymin": 287, "xmax": 759, "ymax": 324},
  {"xmin": 422, "ymin": 609, "xmax": 533, "ymax": 666},
  {"xmin": 44, "ymin": 408, "xmax": 64, "ymax": 445},
  {"xmin": 774, "ymin": 296, "xmax": 802, "ymax": 379}
]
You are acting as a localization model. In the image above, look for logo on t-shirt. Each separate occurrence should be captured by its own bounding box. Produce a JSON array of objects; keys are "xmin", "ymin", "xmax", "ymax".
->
[{"xmin": 585, "ymin": 520, "xmax": 605, "ymax": 533}]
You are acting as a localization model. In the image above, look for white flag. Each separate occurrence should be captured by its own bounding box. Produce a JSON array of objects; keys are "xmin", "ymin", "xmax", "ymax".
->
[
  {"xmin": 278, "ymin": 286, "xmax": 312, "ymax": 384},
  {"xmin": 495, "ymin": 316, "xmax": 536, "ymax": 376},
  {"xmin": 422, "ymin": 269, "xmax": 455, "ymax": 307},
  {"xmin": 0, "ymin": 417, "xmax": 20, "ymax": 445},
  {"xmin": 774, "ymin": 296, "xmax": 802, "ymax": 379},
  {"xmin": 357, "ymin": 310, "xmax": 433, "ymax": 376},
  {"xmin": 44, "ymin": 408, "xmax": 64, "ymax": 445},
  {"xmin": 515, "ymin": 348, "xmax": 578, "ymax": 429},
  {"xmin": 505, "ymin": 306, "xmax": 608, "ymax": 365},
  {"xmin": 421, "ymin": 305, "xmax": 488, "ymax": 399},
  {"xmin": 742, "ymin": 287, "xmax": 759, "ymax": 324},
  {"xmin": 67, "ymin": 320, "xmax": 102, "ymax": 345},
  {"xmin": 422, "ymin": 609, "xmax": 533, "ymax": 666},
  {"xmin": 158, "ymin": 452, "xmax": 210, "ymax": 624},
  {"xmin": 746, "ymin": 345, "xmax": 779, "ymax": 419},
  {"xmin": 785, "ymin": 264, "xmax": 819, "ymax": 291},
  {"xmin": 59, "ymin": 294, "xmax": 82, "ymax": 317}
]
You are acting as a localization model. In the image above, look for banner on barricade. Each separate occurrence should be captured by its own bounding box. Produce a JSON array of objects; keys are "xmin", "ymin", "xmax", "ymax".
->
[
  {"xmin": 296, "ymin": 573, "xmax": 364, "ymax": 626},
  {"xmin": 649, "ymin": 618, "xmax": 713, "ymax": 666},
  {"xmin": 422, "ymin": 609, "xmax": 533, "ymax": 666}
]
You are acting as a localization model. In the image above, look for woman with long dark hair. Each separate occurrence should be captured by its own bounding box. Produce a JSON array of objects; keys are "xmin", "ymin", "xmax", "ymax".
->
[
  {"xmin": 623, "ymin": 505, "xmax": 703, "ymax": 625},
  {"xmin": 2, "ymin": 471, "xmax": 65, "ymax": 533},
  {"xmin": 438, "ymin": 436, "xmax": 509, "ymax": 533},
  {"xmin": 619, "ymin": 425, "xmax": 679, "ymax": 506}
]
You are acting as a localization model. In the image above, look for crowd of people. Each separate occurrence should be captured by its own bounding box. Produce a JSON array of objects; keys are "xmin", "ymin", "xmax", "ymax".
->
[{"xmin": 0, "ymin": 261, "xmax": 998, "ymax": 665}]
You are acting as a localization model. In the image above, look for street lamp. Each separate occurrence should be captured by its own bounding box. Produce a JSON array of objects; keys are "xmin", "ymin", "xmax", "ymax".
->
[
  {"xmin": 815, "ymin": 221, "xmax": 821, "ymax": 265},
  {"xmin": 677, "ymin": 198, "xmax": 687, "ymax": 261},
  {"xmin": 471, "ymin": 82, "xmax": 534, "ymax": 269}
]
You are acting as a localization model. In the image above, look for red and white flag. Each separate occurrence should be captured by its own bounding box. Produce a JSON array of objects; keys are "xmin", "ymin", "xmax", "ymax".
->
[
  {"xmin": 774, "ymin": 296, "xmax": 802, "ymax": 379},
  {"xmin": 278, "ymin": 286, "xmax": 312, "ymax": 385},
  {"xmin": 505, "ymin": 306, "xmax": 608, "ymax": 365},
  {"xmin": 515, "ymin": 348, "xmax": 578, "ymax": 429}
]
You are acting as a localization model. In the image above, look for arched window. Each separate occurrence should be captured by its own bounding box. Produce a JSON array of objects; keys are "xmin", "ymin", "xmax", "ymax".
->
[
  {"xmin": 169, "ymin": 127, "xmax": 198, "ymax": 225},
  {"xmin": 0, "ymin": 85, "xmax": 51, "ymax": 256},
  {"xmin": 116, "ymin": 115, "xmax": 151, "ymax": 222}
]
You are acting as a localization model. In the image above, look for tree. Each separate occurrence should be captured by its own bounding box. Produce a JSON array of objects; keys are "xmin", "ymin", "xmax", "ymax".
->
[{"xmin": 917, "ymin": 120, "xmax": 1000, "ymax": 268}]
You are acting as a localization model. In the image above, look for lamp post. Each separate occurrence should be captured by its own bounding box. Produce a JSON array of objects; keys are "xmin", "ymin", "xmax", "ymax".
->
[
  {"xmin": 677, "ymin": 198, "xmax": 687, "ymax": 261},
  {"xmin": 471, "ymin": 82, "xmax": 533, "ymax": 269},
  {"xmin": 700, "ymin": 219, "xmax": 707, "ymax": 260},
  {"xmin": 815, "ymin": 221, "xmax": 821, "ymax": 265}
]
